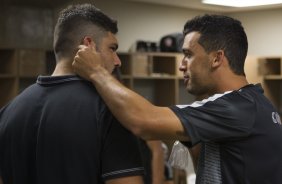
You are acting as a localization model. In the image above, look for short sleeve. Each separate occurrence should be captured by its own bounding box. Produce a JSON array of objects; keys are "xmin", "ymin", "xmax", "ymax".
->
[
  {"xmin": 170, "ymin": 91, "xmax": 256, "ymax": 146},
  {"xmin": 100, "ymin": 110, "xmax": 144, "ymax": 181}
]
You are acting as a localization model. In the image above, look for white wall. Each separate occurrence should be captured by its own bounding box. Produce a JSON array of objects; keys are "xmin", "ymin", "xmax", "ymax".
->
[
  {"xmin": 69, "ymin": 0, "xmax": 213, "ymax": 52},
  {"xmin": 228, "ymin": 9, "xmax": 282, "ymax": 56},
  {"xmin": 67, "ymin": 0, "xmax": 282, "ymax": 56}
]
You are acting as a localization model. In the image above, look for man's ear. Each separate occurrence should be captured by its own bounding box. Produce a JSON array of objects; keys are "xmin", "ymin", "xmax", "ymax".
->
[
  {"xmin": 82, "ymin": 36, "xmax": 99, "ymax": 51},
  {"xmin": 212, "ymin": 50, "xmax": 224, "ymax": 68},
  {"xmin": 82, "ymin": 36, "xmax": 93, "ymax": 46}
]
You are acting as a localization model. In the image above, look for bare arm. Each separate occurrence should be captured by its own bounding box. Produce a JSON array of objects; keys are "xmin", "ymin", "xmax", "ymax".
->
[
  {"xmin": 73, "ymin": 45, "xmax": 188, "ymax": 141},
  {"xmin": 106, "ymin": 176, "xmax": 143, "ymax": 184},
  {"xmin": 147, "ymin": 140, "xmax": 165, "ymax": 184},
  {"xmin": 0, "ymin": 176, "xmax": 3, "ymax": 184}
]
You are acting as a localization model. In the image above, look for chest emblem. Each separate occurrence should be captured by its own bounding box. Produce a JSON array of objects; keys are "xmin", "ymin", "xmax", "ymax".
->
[{"xmin": 272, "ymin": 112, "xmax": 281, "ymax": 125}]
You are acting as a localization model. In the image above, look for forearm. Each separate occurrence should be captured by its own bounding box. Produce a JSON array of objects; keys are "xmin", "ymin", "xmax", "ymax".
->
[
  {"xmin": 73, "ymin": 46, "xmax": 188, "ymax": 140},
  {"xmin": 0, "ymin": 176, "xmax": 3, "ymax": 184},
  {"xmin": 106, "ymin": 175, "xmax": 144, "ymax": 184},
  {"xmin": 90, "ymin": 67, "xmax": 154, "ymax": 137},
  {"xmin": 88, "ymin": 67, "xmax": 187, "ymax": 140},
  {"xmin": 90, "ymin": 67, "xmax": 148, "ymax": 117},
  {"xmin": 147, "ymin": 141, "xmax": 165, "ymax": 184}
]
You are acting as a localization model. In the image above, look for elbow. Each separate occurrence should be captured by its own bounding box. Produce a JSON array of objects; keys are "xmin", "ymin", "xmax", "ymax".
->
[
  {"xmin": 133, "ymin": 127, "xmax": 156, "ymax": 140},
  {"xmin": 130, "ymin": 125, "xmax": 149, "ymax": 140},
  {"xmin": 121, "ymin": 109, "xmax": 157, "ymax": 140},
  {"xmin": 127, "ymin": 118, "xmax": 152, "ymax": 140}
]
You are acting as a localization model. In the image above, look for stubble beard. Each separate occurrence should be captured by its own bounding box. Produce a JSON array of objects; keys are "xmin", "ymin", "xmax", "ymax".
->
[{"xmin": 186, "ymin": 79, "xmax": 210, "ymax": 98}]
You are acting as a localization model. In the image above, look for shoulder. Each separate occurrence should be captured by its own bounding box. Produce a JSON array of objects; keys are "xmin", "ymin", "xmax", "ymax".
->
[{"xmin": 171, "ymin": 89, "xmax": 257, "ymax": 129}]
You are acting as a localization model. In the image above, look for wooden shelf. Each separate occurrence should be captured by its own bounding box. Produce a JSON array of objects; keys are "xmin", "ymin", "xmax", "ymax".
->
[
  {"xmin": 0, "ymin": 78, "xmax": 18, "ymax": 107},
  {"xmin": 118, "ymin": 52, "xmax": 195, "ymax": 106},
  {"xmin": 121, "ymin": 75, "xmax": 131, "ymax": 79},
  {"xmin": 0, "ymin": 49, "xmax": 18, "ymax": 76},
  {"xmin": 258, "ymin": 57, "xmax": 282, "ymax": 115},
  {"xmin": 0, "ymin": 74, "xmax": 17, "ymax": 78},
  {"xmin": 119, "ymin": 54, "xmax": 282, "ymax": 113},
  {"xmin": 1, "ymin": 50, "xmax": 280, "ymax": 116},
  {"xmin": 133, "ymin": 75, "xmax": 176, "ymax": 79},
  {"xmin": 264, "ymin": 75, "xmax": 282, "ymax": 80},
  {"xmin": 0, "ymin": 49, "xmax": 56, "ymax": 108},
  {"xmin": 259, "ymin": 57, "xmax": 282, "ymax": 76}
]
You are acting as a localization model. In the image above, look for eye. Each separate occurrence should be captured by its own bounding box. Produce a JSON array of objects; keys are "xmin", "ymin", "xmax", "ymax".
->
[
  {"xmin": 184, "ymin": 52, "xmax": 192, "ymax": 59},
  {"xmin": 110, "ymin": 45, "xmax": 118, "ymax": 52},
  {"xmin": 182, "ymin": 49, "xmax": 192, "ymax": 58}
]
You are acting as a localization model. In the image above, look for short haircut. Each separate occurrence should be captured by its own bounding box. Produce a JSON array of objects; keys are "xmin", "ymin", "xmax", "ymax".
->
[
  {"xmin": 53, "ymin": 3, "xmax": 118, "ymax": 61},
  {"xmin": 183, "ymin": 14, "xmax": 248, "ymax": 76}
]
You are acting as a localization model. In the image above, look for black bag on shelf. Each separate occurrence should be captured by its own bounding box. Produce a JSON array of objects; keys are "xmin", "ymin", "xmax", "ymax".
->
[{"xmin": 160, "ymin": 33, "xmax": 183, "ymax": 52}]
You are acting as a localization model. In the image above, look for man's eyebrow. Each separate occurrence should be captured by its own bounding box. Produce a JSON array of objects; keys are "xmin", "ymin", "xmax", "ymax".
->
[{"xmin": 182, "ymin": 48, "xmax": 190, "ymax": 53}]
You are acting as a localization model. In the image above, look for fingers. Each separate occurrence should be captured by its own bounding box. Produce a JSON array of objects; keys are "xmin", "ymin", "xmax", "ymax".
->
[
  {"xmin": 72, "ymin": 55, "xmax": 81, "ymax": 73},
  {"xmin": 72, "ymin": 44, "xmax": 101, "ymax": 73},
  {"xmin": 73, "ymin": 45, "xmax": 87, "ymax": 72},
  {"xmin": 72, "ymin": 41, "xmax": 104, "ymax": 81},
  {"xmin": 78, "ymin": 44, "xmax": 87, "ymax": 50},
  {"xmin": 77, "ymin": 42, "xmax": 97, "ymax": 57}
]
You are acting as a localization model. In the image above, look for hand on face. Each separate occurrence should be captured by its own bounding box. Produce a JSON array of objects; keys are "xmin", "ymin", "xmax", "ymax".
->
[{"xmin": 73, "ymin": 44, "xmax": 105, "ymax": 81}]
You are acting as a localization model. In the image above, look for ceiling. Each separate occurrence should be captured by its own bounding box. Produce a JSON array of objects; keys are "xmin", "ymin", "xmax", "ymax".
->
[
  {"xmin": 2, "ymin": 0, "xmax": 282, "ymax": 12},
  {"xmin": 1, "ymin": 0, "xmax": 72, "ymax": 8},
  {"xmin": 123, "ymin": 0, "xmax": 282, "ymax": 13}
]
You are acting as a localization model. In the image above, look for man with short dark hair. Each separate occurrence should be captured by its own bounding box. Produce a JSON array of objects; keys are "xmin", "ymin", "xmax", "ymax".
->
[
  {"xmin": 0, "ymin": 4, "xmax": 144, "ymax": 184},
  {"xmin": 73, "ymin": 14, "xmax": 282, "ymax": 183}
]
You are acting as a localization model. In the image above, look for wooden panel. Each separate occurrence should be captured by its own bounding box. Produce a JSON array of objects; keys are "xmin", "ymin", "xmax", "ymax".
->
[
  {"xmin": 263, "ymin": 80, "xmax": 281, "ymax": 114},
  {"xmin": 252, "ymin": 55, "xmax": 282, "ymax": 116},
  {"xmin": 0, "ymin": 78, "xmax": 18, "ymax": 107},
  {"xmin": 132, "ymin": 79, "xmax": 155, "ymax": 103},
  {"xmin": 151, "ymin": 55, "xmax": 177, "ymax": 76},
  {"xmin": 0, "ymin": 7, "xmax": 53, "ymax": 49},
  {"xmin": 131, "ymin": 54, "xmax": 150, "ymax": 76},
  {"xmin": 45, "ymin": 51, "xmax": 56, "ymax": 75},
  {"xmin": 154, "ymin": 79, "xmax": 176, "ymax": 106},
  {"xmin": 19, "ymin": 77, "xmax": 37, "ymax": 93},
  {"xmin": 258, "ymin": 57, "xmax": 281, "ymax": 76},
  {"xmin": 18, "ymin": 49, "xmax": 46, "ymax": 77},
  {"xmin": 118, "ymin": 53, "xmax": 132, "ymax": 75},
  {"xmin": 245, "ymin": 55, "xmax": 262, "ymax": 84},
  {"xmin": 0, "ymin": 49, "xmax": 18, "ymax": 76}
]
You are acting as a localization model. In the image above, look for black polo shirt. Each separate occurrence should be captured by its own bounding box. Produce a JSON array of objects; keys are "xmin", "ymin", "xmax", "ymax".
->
[{"xmin": 0, "ymin": 75, "xmax": 144, "ymax": 184}]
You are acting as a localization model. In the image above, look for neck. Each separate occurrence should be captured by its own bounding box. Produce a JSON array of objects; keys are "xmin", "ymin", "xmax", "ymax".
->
[
  {"xmin": 52, "ymin": 60, "xmax": 75, "ymax": 76},
  {"xmin": 215, "ymin": 73, "xmax": 249, "ymax": 93}
]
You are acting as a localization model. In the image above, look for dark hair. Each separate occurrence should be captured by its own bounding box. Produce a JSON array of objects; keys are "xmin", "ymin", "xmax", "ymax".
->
[
  {"xmin": 53, "ymin": 3, "xmax": 118, "ymax": 60},
  {"xmin": 183, "ymin": 14, "xmax": 248, "ymax": 76}
]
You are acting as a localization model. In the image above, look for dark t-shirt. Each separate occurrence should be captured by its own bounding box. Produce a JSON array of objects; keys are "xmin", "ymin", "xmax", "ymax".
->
[
  {"xmin": 0, "ymin": 75, "xmax": 144, "ymax": 184},
  {"xmin": 170, "ymin": 84, "xmax": 282, "ymax": 184},
  {"xmin": 138, "ymin": 139, "xmax": 152, "ymax": 184}
]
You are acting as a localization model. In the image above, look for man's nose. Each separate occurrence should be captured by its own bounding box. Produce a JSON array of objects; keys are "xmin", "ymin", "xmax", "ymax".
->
[
  {"xmin": 179, "ymin": 58, "xmax": 187, "ymax": 71},
  {"xmin": 114, "ymin": 55, "xmax": 122, "ymax": 67}
]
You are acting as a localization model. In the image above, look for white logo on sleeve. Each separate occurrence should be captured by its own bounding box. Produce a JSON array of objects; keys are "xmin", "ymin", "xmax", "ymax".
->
[{"xmin": 272, "ymin": 112, "xmax": 281, "ymax": 125}]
